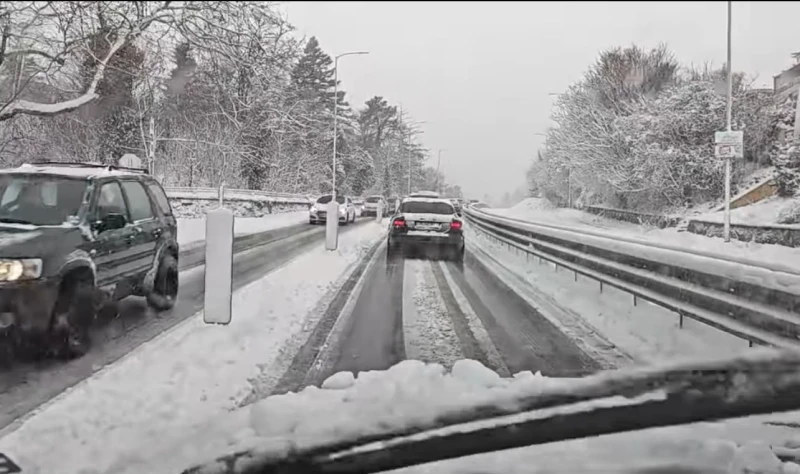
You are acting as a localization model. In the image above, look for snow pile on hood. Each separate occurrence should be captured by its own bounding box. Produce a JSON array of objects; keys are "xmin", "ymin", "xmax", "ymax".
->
[
  {"xmin": 110, "ymin": 360, "xmax": 571, "ymax": 474},
  {"xmin": 106, "ymin": 359, "xmax": 800, "ymax": 474}
]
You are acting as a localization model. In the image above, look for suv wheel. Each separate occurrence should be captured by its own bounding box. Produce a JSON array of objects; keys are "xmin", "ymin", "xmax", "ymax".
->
[
  {"xmin": 50, "ymin": 278, "xmax": 96, "ymax": 359},
  {"xmin": 147, "ymin": 254, "xmax": 179, "ymax": 311}
]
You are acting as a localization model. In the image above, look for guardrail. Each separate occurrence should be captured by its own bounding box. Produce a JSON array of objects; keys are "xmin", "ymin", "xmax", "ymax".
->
[
  {"xmin": 463, "ymin": 206, "xmax": 800, "ymax": 349},
  {"xmin": 164, "ymin": 186, "xmax": 313, "ymax": 204}
]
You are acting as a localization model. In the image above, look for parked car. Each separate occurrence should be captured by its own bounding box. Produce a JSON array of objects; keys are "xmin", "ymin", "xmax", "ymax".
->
[
  {"xmin": 0, "ymin": 162, "xmax": 179, "ymax": 358},
  {"xmin": 352, "ymin": 198, "xmax": 364, "ymax": 217},
  {"xmin": 362, "ymin": 195, "xmax": 387, "ymax": 217},
  {"xmin": 387, "ymin": 196, "xmax": 464, "ymax": 261},
  {"xmin": 309, "ymin": 194, "xmax": 357, "ymax": 225},
  {"xmin": 387, "ymin": 196, "xmax": 400, "ymax": 215}
]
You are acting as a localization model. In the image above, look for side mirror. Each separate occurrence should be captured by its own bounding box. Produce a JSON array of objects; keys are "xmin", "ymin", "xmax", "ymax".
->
[{"xmin": 94, "ymin": 213, "xmax": 127, "ymax": 233}]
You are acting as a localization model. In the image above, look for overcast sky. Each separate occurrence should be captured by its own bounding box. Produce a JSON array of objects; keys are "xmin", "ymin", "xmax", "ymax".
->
[{"xmin": 284, "ymin": 1, "xmax": 800, "ymax": 200}]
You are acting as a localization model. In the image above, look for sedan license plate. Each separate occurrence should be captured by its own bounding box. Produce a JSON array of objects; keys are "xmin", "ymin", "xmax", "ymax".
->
[{"xmin": 415, "ymin": 222, "xmax": 439, "ymax": 230}]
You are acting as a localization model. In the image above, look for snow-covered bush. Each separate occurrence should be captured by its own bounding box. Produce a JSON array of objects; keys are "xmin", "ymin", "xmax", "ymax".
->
[{"xmin": 771, "ymin": 93, "xmax": 800, "ymax": 197}]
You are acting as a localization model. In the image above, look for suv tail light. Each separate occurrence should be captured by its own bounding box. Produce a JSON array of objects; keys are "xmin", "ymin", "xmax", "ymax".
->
[
  {"xmin": 393, "ymin": 217, "xmax": 406, "ymax": 229},
  {"xmin": 450, "ymin": 220, "xmax": 463, "ymax": 231}
]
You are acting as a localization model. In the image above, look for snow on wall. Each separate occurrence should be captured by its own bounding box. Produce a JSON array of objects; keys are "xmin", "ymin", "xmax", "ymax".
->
[{"xmin": 169, "ymin": 199, "xmax": 309, "ymax": 219}]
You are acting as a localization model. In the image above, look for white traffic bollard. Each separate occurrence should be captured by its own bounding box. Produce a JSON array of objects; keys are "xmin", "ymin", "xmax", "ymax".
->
[
  {"xmin": 325, "ymin": 199, "xmax": 339, "ymax": 250},
  {"xmin": 375, "ymin": 202, "xmax": 383, "ymax": 223},
  {"xmin": 203, "ymin": 206, "xmax": 234, "ymax": 324}
]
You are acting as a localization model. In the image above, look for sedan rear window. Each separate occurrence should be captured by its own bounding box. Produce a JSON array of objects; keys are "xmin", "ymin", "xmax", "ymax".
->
[
  {"xmin": 366, "ymin": 197, "xmax": 381, "ymax": 203},
  {"xmin": 400, "ymin": 201, "xmax": 454, "ymax": 214}
]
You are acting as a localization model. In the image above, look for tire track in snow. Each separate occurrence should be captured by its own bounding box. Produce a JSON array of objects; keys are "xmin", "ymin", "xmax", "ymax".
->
[
  {"xmin": 429, "ymin": 261, "xmax": 492, "ymax": 368},
  {"xmin": 402, "ymin": 259, "xmax": 463, "ymax": 369},
  {"xmin": 266, "ymin": 237, "xmax": 387, "ymax": 396},
  {"xmin": 439, "ymin": 261, "xmax": 510, "ymax": 377}
]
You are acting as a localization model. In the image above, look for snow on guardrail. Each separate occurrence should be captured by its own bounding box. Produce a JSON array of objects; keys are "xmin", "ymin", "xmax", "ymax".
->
[
  {"xmin": 164, "ymin": 186, "xmax": 314, "ymax": 204},
  {"xmin": 463, "ymin": 205, "xmax": 800, "ymax": 349}
]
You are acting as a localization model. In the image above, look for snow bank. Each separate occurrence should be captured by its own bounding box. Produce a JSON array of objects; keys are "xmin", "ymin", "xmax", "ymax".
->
[
  {"xmin": 506, "ymin": 197, "xmax": 556, "ymax": 214},
  {"xmin": 487, "ymin": 202, "xmax": 800, "ymax": 276},
  {"xmin": 0, "ymin": 221, "xmax": 388, "ymax": 474},
  {"xmin": 697, "ymin": 195, "xmax": 800, "ymax": 226},
  {"xmin": 177, "ymin": 211, "xmax": 309, "ymax": 246},
  {"xmin": 467, "ymin": 227, "xmax": 748, "ymax": 366}
]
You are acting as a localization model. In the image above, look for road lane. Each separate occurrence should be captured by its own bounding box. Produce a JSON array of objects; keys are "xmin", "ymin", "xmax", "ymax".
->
[
  {"xmin": 302, "ymin": 246, "xmax": 602, "ymax": 387},
  {"xmin": 0, "ymin": 219, "xmax": 371, "ymax": 432},
  {"xmin": 446, "ymin": 252, "xmax": 602, "ymax": 377},
  {"xmin": 326, "ymin": 246, "xmax": 406, "ymax": 375}
]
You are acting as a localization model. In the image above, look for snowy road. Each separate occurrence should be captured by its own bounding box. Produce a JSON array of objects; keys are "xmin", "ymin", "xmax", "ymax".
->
[
  {"xmin": 0, "ymin": 218, "xmax": 372, "ymax": 432},
  {"xmin": 275, "ymin": 244, "xmax": 605, "ymax": 395}
]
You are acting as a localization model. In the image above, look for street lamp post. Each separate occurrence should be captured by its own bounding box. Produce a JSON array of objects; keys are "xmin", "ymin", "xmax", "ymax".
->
[
  {"xmin": 723, "ymin": 0, "xmax": 733, "ymax": 243},
  {"xmin": 326, "ymin": 50, "xmax": 369, "ymax": 251},
  {"xmin": 436, "ymin": 149, "xmax": 446, "ymax": 195}
]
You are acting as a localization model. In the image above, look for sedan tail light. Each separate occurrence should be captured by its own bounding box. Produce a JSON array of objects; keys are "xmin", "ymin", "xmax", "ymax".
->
[
  {"xmin": 393, "ymin": 217, "xmax": 407, "ymax": 229},
  {"xmin": 450, "ymin": 220, "xmax": 463, "ymax": 231}
]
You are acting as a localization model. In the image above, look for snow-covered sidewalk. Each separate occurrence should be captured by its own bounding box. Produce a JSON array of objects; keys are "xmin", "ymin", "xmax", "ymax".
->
[
  {"xmin": 486, "ymin": 198, "xmax": 800, "ymax": 272},
  {"xmin": 177, "ymin": 210, "xmax": 310, "ymax": 247},
  {"xmin": 0, "ymin": 221, "xmax": 387, "ymax": 474}
]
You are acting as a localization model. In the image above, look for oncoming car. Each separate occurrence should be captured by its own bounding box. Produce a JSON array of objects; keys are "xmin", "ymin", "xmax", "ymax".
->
[
  {"xmin": 309, "ymin": 194, "xmax": 357, "ymax": 225},
  {"xmin": 386, "ymin": 197, "xmax": 464, "ymax": 261}
]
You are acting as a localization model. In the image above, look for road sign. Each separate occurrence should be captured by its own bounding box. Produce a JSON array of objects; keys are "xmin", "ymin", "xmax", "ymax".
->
[
  {"xmin": 118, "ymin": 153, "xmax": 142, "ymax": 168},
  {"xmin": 715, "ymin": 144, "xmax": 734, "ymax": 158},
  {"xmin": 714, "ymin": 131, "xmax": 744, "ymax": 158}
]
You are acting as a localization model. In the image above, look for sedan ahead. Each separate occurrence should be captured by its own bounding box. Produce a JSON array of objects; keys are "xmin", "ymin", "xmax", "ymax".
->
[{"xmin": 387, "ymin": 197, "xmax": 464, "ymax": 261}]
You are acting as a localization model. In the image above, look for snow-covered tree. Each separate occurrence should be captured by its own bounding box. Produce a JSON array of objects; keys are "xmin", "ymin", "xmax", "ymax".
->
[{"xmin": 535, "ymin": 43, "xmax": 778, "ymax": 212}]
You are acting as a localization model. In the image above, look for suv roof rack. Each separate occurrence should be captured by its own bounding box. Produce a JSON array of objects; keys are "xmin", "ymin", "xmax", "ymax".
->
[{"xmin": 23, "ymin": 161, "xmax": 150, "ymax": 174}]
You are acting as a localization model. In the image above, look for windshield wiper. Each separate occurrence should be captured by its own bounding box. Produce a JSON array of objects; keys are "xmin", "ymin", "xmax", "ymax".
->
[
  {"xmin": 184, "ymin": 349, "xmax": 800, "ymax": 474},
  {"xmin": 0, "ymin": 217, "xmax": 35, "ymax": 225}
]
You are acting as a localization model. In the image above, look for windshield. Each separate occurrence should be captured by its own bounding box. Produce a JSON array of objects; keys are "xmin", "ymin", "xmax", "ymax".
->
[
  {"xmin": 400, "ymin": 201, "xmax": 454, "ymax": 214},
  {"xmin": 316, "ymin": 195, "xmax": 345, "ymax": 204},
  {"xmin": 0, "ymin": 174, "xmax": 87, "ymax": 225},
  {"xmin": 3, "ymin": 3, "xmax": 800, "ymax": 474}
]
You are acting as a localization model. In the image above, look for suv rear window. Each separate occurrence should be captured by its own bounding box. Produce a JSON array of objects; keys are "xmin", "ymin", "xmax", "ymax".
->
[{"xmin": 400, "ymin": 201, "xmax": 454, "ymax": 214}]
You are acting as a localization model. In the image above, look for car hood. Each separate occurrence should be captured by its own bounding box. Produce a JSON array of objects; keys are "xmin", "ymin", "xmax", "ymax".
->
[
  {"xmin": 1, "ymin": 357, "xmax": 792, "ymax": 474},
  {"xmin": 0, "ymin": 223, "xmax": 84, "ymax": 259}
]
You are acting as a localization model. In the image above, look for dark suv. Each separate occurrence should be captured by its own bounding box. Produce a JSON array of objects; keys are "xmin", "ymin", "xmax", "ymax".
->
[{"xmin": 0, "ymin": 162, "xmax": 179, "ymax": 359}]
